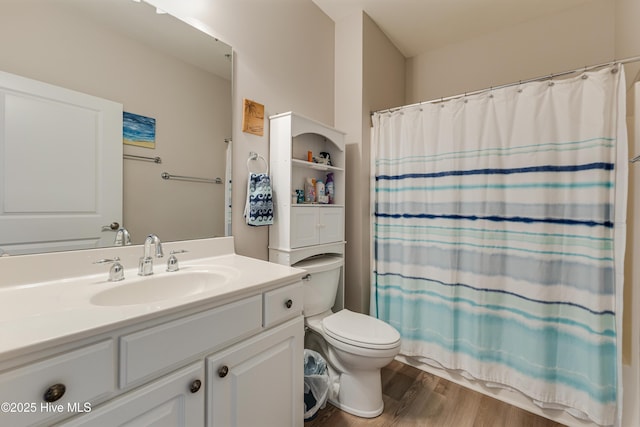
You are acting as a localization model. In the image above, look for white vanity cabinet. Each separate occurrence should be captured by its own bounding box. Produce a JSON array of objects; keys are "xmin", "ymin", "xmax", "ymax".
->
[{"xmin": 0, "ymin": 280, "xmax": 303, "ymax": 427}]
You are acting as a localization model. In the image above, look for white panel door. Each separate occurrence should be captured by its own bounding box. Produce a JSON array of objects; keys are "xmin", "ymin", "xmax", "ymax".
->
[{"xmin": 0, "ymin": 70, "xmax": 122, "ymax": 254}]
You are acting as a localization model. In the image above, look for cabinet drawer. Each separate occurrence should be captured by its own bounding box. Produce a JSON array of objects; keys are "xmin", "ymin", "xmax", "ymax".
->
[
  {"xmin": 120, "ymin": 295, "xmax": 262, "ymax": 388},
  {"xmin": 0, "ymin": 340, "xmax": 115, "ymax": 427},
  {"xmin": 263, "ymin": 282, "xmax": 303, "ymax": 328}
]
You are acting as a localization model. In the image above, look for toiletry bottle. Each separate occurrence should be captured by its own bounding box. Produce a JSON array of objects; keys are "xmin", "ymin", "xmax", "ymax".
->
[
  {"xmin": 325, "ymin": 172, "xmax": 335, "ymax": 204},
  {"xmin": 305, "ymin": 177, "xmax": 316, "ymax": 203},
  {"xmin": 316, "ymin": 179, "xmax": 326, "ymax": 204}
]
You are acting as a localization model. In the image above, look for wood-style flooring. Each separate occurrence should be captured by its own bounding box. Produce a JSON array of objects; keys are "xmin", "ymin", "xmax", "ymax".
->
[{"xmin": 305, "ymin": 360, "xmax": 566, "ymax": 427}]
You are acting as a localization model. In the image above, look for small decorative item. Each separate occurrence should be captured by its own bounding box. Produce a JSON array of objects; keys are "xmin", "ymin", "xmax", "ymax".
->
[
  {"xmin": 123, "ymin": 112, "xmax": 156, "ymax": 149},
  {"xmin": 317, "ymin": 151, "xmax": 332, "ymax": 166},
  {"xmin": 242, "ymin": 98, "xmax": 264, "ymax": 136}
]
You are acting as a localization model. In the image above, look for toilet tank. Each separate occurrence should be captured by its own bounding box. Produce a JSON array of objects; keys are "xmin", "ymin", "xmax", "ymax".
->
[{"xmin": 293, "ymin": 255, "xmax": 343, "ymax": 317}]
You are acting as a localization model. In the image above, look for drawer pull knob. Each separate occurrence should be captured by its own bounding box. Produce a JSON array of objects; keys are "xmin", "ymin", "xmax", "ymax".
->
[
  {"xmin": 190, "ymin": 379, "xmax": 202, "ymax": 393},
  {"xmin": 218, "ymin": 365, "xmax": 229, "ymax": 378},
  {"xmin": 285, "ymin": 299, "xmax": 293, "ymax": 309},
  {"xmin": 43, "ymin": 384, "xmax": 66, "ymax": 403},
  {"xmin": 302, "ymin": 274, "xmax": 311, "ymax": 281}
]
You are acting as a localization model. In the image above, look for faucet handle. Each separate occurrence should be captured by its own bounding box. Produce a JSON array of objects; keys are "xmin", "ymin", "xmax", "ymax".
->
[
  {"xmin": 114, "ymin": 228, "xmax": 132, "ymax": 246},
  {"xmin": 94, "ymin": 257, "xmax": 125, "ymax": 282},
  {"xmin": 166, "ymin": 250, "xmax": 188, "ymax": 272}
]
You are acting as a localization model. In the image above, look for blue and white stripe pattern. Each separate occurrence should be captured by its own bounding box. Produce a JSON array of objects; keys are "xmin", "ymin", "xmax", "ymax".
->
[{"xmin": 372, "ymin": 67, "xmax": 627, "ymax": 426}]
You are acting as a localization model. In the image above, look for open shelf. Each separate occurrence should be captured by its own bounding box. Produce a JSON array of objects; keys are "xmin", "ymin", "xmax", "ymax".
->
[{"xmin": 291, "ymin": 159, "xmax": 344, "ymax": 172}]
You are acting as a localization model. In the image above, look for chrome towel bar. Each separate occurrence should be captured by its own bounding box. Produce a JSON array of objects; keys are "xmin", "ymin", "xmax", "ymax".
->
[
  {"xmin": 161, "ymin": 172, "xmax": 222, "ymax": 184},
  {"xmin": 124, "ymin": 154, "xmax": 162, "ymax": 163}
]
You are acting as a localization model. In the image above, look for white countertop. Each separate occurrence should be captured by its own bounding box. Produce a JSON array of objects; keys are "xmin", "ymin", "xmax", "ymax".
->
[{"xmin": 0, "ymin": 237, "xmax": 304, "ymax": 361}]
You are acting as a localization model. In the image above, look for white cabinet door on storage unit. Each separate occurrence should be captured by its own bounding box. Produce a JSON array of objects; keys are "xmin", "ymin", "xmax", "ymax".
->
[
  {"xmin": 319, "ymin": 206, "xmax": 344, "ymax": 244},
  {"xmin": 290, "ymin": 206, "xmax": 344, "ymax": 248},
  {"xmin": 291, "ymin": 206, "xmax": 320, "ymax": 248}
]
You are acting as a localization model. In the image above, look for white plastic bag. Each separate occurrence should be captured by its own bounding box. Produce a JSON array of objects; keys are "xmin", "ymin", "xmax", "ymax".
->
[{"xmin": 303, "ymin": 349, "xmax": 330, "ymax": 421}]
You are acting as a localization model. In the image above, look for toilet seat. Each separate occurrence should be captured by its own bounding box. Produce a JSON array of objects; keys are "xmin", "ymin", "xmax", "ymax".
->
[{"xmin": 322, "ymin": 309, "xmax": 400, "ymax": 350}]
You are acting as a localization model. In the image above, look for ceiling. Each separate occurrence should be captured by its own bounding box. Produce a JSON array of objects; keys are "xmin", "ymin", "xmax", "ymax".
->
[
  {"xmin": 59, "ymin": 0, "xmax": 232, "ymax": 80},
  {"xmin": 312, "ymin": 0, "xmax": 597, "ymax": 58}
]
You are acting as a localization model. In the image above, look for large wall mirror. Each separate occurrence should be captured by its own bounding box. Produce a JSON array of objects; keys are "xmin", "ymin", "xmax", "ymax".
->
[{"xmin": 0, "ymin": 0, "xmax": 232, "ymax": 255}]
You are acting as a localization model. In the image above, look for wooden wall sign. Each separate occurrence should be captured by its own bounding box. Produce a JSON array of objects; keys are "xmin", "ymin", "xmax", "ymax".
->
[{"xmin": 242, "ymin": 99, "xmax": 264, "ymax": 136}]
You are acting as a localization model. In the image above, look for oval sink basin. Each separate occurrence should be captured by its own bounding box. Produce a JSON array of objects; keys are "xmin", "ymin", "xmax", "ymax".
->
[{"xmin": 91, "ymin": 271, "xmax": 230, "ymax": 306}]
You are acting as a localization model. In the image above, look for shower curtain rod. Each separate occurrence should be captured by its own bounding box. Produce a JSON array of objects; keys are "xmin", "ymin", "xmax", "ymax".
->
[{"xmin": 371, "ymin": 54, "xmax": 640, "ymax": 116}]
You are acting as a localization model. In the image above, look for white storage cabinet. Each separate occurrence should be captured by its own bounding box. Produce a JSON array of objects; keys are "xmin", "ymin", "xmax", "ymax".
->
[
  {"xmin": 269, "ymin": 112, "xmax": 345, "ymax": 251},
  {"xmin": 269, "ymin": 112, "xmax": 346, "ymax": 312}
]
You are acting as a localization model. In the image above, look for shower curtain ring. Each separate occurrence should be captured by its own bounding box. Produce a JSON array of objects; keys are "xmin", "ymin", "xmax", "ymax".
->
[{"xmin": 547, "ymin": 74, "xmax": 555, "ymax": 87}]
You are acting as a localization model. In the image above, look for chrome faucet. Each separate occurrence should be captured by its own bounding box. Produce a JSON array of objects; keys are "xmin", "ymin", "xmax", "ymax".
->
[
  {"xmin": 138, "ymin": 234, "xmax": 163, "ymax": 276},
  {"xmin": 94, "ymin": 257, "xmax": 124, "ymax": 282},
  {"xmin": 113, "ymin": 228, "xmax": 132, "ymax": 246}
]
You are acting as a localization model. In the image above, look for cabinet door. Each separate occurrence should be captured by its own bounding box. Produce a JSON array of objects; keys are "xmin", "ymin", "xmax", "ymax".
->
[
  {"xmin": 319, "ymin": 207, "xmax": 344, "ymax": 244},
  {"xmin": 290, "ymin": 206, "xmax": 319, "ymax": 248},
  {"xmin": 58, "ymin": 363, "xmax": 204, "ymax": 427},
  {"xmin": 206, "ymin": 317, "xmax": 304, "ymax": 427}
]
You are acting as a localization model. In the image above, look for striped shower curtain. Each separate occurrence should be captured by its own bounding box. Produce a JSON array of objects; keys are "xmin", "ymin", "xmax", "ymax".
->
[{"xmin": 371, "ymin": 67, "xmax": 627, "ymax": 426}]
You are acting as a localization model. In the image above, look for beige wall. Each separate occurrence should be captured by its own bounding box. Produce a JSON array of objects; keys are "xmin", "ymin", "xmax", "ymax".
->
[
  {"xmin": 334, "ymin": 13, "xmax": 364, "ymax": 312},
  {"xmin": 616, "ymin": 0, "xmax": 640, "ymax": 86},
  {"xmin": 0, "ymin": 2, "xmax": 231, "ymax": 245},
  {"xmin": 406, "ymin": 0, "xmax": 616, "ymax": 103},
  {"xmin": 616, "ymin": 0, "xmax": 640, "ymax": 424},
  {"xmin": 148, "ymin": 0, "xmax": 336, "ymax": 261},
  {"xmin": 333, "ymin": 13, "xmax": 405, "ymax": 313},
  {"xmin": 361, "ymin": 15, "xmax": 406, "ymax": 313}
]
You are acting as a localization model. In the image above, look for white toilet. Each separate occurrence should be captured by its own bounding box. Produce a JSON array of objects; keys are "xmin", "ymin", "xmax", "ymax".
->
[{"xmin": 295, "ymin": 254, "xmax": 401, "ymax": 418}]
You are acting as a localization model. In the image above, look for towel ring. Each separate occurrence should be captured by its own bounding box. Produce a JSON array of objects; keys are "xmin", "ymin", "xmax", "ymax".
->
[{"xmin": 247, "ymin": 151, "xmax": 268, "ymax": 174}]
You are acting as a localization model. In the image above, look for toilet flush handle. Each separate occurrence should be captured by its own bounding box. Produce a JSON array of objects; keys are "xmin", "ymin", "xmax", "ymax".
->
[{"xmin": 302, "ymin": 274, "xmax": 311, "ymax": 281}]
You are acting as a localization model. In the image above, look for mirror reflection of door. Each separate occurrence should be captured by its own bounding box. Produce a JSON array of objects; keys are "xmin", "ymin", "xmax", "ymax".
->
[
  {"xmin": 0, "ymin": 0, "xmax": 232, "ymax": 255},
  {"xmin": 0, "ymin": 71, "xmax": 122, "ymax": 255}
]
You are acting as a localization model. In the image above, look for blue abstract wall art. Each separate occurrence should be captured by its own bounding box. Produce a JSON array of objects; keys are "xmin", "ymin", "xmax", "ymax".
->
[{"xmin": 123, "ymin": 111, "xmax": 156, "ymax": 149}]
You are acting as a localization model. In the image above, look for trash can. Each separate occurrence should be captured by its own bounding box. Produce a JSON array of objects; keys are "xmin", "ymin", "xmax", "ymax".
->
[{"xmin": 303, "ymin": 349, "xmax": 330, "ymax": 421}]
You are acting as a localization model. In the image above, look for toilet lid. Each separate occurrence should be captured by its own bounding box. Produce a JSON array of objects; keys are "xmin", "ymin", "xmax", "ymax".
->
[{"xmin": 322, "ymin": 309, "xmax": 400, "ymax": 350}]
